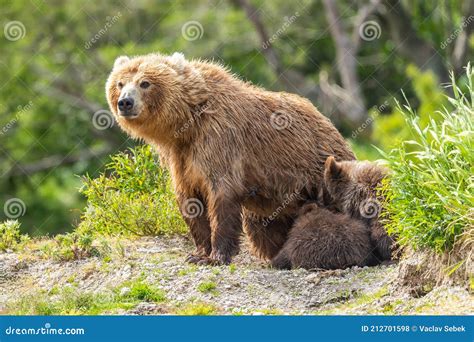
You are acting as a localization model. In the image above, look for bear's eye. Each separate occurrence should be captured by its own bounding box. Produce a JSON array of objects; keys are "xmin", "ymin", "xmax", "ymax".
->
[
  {"xmin": 140, "ymin": 81, "xmax": 150, "ymax": 89},
  {"xmin": 117, "ymin": 81, "xmax": 123, "ymax": 89}
]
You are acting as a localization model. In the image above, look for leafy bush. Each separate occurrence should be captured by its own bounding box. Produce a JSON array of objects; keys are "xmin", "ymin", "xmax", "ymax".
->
[
  {"xmin": 78, "ymin": 145, "xmax": 186, "ymax": 237},
  {"xmin": 0, "ymin": 220, "xmax": 29, "ymax": 251},
  {"xmin": 37, "ymin": 230, "xmax": 107, "ymax": 261},
  {"xmin": 380, "ymin": 65, "xmax": 473, "ymax": 254}
]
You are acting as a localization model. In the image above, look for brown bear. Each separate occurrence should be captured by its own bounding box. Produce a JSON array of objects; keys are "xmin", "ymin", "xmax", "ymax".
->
[
  {"xmin": 323, "ymin": 156, "xmax": 394, "ymax": 261},
  {"xmin": 271, "ymin": 203, "xmax": 377, "ymax": 270},
  {"xmin": 106, "ymin": 52, "xmax": 355, "ymax": 265}
]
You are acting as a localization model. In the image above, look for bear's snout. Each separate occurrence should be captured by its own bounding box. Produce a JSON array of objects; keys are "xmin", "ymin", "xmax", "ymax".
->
[{"xmin": 117, "ymin": 97, "xmax": 135, "ymax": 117}]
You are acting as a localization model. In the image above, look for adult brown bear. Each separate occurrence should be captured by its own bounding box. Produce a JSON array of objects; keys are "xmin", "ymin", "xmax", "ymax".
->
[{"xmin": 106, "ymin": 52, "xmax": 355, "ymax": 265}]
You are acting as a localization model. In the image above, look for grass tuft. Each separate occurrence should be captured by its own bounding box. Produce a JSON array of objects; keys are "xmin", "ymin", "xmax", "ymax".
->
[
  {"xmin": 380, "ymin": 65, "xmax": 473, "ymax": 256},
  {"xmin": 0, "ymin": 220, "xmax": 29, "ymax": 252}
]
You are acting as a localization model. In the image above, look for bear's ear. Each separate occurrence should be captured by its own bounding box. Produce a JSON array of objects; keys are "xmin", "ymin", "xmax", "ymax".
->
[
  {"xmin": 169, "ymin": 52, "xmax": 186, "ymax": 72},
  {"xmin": 113, "ymin": 56, "xmax": 130, "ymax": 69},
  {"xmin": 324, "ymin": 156, "xmax": 344, "ymax": 181}
]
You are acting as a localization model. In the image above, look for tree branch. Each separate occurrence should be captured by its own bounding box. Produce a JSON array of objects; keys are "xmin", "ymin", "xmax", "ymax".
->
[
  {"xmin": 230, "ymin": 0, "xmax": 319, "ymax": 100},
  {"xmin": 322, "ymin": 0, "xmax": 367, "ymax": 126}
]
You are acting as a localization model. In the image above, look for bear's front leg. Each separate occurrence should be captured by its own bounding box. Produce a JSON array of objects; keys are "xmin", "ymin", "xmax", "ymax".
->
[
  {"xmin": 203, "ymin": 193, "xmax": 243, "ymax": 265},
  {"xmin": 176, "ymin": 193, "xmax": 212, "ymax": 263}
]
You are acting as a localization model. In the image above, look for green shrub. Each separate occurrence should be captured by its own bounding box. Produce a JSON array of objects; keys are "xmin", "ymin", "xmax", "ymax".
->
[
  {"xmin": 38, "ymin": 230, "xmax": 103, "ymax": 261},
  {"xmin": 78, "ymin": 145, "xmax": 186, "ymax": 237},
  {"xmin": 380, "ymin": 65, "xmax": 473, "ymax": 254},
  {"xmin": 0, "ymin": 220, "xmax": 29, "ymax": 251}
]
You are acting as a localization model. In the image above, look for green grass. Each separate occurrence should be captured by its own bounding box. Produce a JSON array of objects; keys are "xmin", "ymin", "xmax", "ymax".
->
[
  {"xmin": 0, "ymin": 220, "xmax": 29, "ymax": 251},
  {"xmin": 197, "ymin": 281, "xmax": 218, "ymax": 294},
  {"xmin": 8, "ymin": 288, "xmax": 134, "ymax": 315},
  {"xmin": 177, "ymin": 265, "xmax": 198, "ymax": 276},
  {"xmin": 175, "ymin": 303, "xmax": 218, "ymax": 315},
  {"xmin": 124, "ymin": 281, "xmax": 166, "ymax": 302},
  {"xmin": 228, "ymin": 264, "xmax": 237, "ymax": 274},
  {"xmin": 6, "ymin": 279, "xmax": 166, "ymax": 315},
  {"xmin": 380, "ymin": 65, "xmax": 473, "ymax": 255}
]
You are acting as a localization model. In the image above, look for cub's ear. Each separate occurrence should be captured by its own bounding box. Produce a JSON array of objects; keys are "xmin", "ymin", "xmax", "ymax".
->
[
  {"xmin": 324, "ymin": 156, "xmax": 342, "ymax": 176},
  {"xmin": 324, "ymin": 156, "xmax": 344, "ymax": 181},
  {"xmin": 113, "ymin": 56, "xmax": 130, "ymax": 69}
]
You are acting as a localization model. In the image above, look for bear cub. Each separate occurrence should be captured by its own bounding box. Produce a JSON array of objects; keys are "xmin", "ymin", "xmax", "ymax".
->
[
  {"xmin": 271, "ymin": 203, "xmax": 377, "ymax": 270},
  {"xmin": 271, "ymin": 156, "xmax": 395, "ymax": 271},
  {"xmin": 323, "ymin": 156, "xmax": 394, "ymax": 262}
]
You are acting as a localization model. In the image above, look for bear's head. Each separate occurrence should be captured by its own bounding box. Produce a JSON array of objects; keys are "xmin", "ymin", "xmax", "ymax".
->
[
  {"xmin": 323, "ymin": 156, "xmax": 387, "ymax": 222},
  {"xmin": 105, "ymin": 52, "xmax": 208, "ymax": 143}
]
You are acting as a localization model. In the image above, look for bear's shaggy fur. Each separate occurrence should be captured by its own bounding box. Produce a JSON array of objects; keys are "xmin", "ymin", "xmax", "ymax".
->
[
  {"xmin": 106, "ymin": 53, "xmax": 355, "ymax": 264},
  {"xmin": 271, "ymin": 203, "xmax": 376, "ymax": 270},
  {"xmin": 323, "ymin": 156, "xmax": 394, "ymax": 261}
]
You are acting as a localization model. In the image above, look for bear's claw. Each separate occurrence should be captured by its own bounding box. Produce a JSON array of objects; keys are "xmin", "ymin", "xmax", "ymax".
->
[{"xmin": 185, "ymin": 253, "xmax": 229, "ymax": 266}]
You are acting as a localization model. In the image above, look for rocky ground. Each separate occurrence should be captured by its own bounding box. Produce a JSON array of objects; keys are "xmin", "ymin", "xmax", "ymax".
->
[{"xmin": 0, "ymin": 236, "xmax": 472, "ymax": 315}]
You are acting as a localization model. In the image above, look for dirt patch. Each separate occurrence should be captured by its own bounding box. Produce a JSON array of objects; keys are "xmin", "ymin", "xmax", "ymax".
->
[{"xmin": 0, "ymin": 236, "xmax": 472, "ymax": 315}]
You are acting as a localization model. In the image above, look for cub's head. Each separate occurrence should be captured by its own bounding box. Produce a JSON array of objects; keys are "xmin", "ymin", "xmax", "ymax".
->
[
  {"xmin": 105, "ymin": 53, "xmax": 208, "ymax": 141},
  {"xmin": 323, "ymin": 156, "xmax": 387, "ymax": 221}
]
